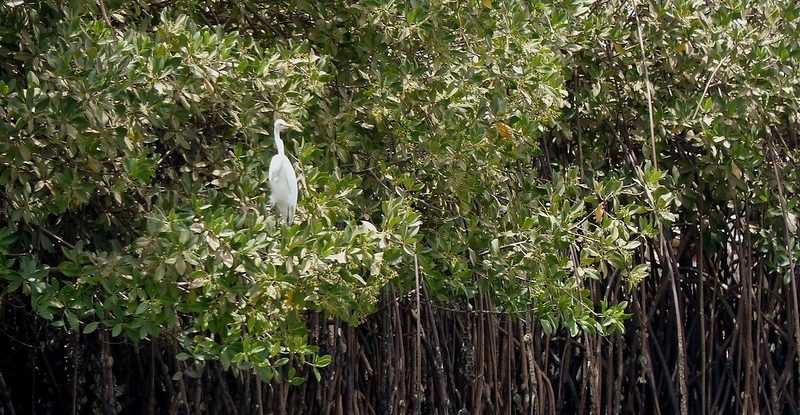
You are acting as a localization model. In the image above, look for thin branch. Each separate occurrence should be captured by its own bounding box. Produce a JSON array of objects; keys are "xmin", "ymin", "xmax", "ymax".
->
[
  {"xmin": 631, "ymin": 0, "xmax": 658, "ymax": 169},
  {"xmin": 242, "ymin": 2, "xmax": 287, "ymax": 39},
  {"xmin": 37, "ymin": 225, "xmax": 76, "ymax": 250},
  {"xmin": 766, "ymin": 131, "xmax": 800, "ymax": 369},
  {"xmin": 412, "ymin": 253, "xmax": 422, "ymax": 413},
  {"xmin": 629, "ymin": 6, "xmax": 688, "ymax": 410},
  {"xmin": 691, "ymin": 56, "xmax": 729, "ymax": 121},
  {"xmin": 98, "ymin": 0, "xmax": 112, "ymax": 27},
  {"xmin": 0, "ymin": 366, "xmax": 16, "ymax": 415}
]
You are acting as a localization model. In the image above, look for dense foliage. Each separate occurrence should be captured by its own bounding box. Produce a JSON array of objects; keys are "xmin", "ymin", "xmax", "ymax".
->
[
  {"xmin": 1, "ymin": 0, "xmax": 799, "ymax": 413},
  {"xmin": 0, "ymin": 0, "xmax": 648, "ymax": 376}
]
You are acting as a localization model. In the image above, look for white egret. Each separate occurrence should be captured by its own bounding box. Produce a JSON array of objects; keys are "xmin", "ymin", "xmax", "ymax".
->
[{"xmin": 269, "ymin": 118, "xmax": 299, "ymax": 226}]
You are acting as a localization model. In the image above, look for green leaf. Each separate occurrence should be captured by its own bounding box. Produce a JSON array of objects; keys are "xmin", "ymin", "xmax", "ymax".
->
[
  {"xmin": 83, "ymin": 321, "xmax": 100, "ymax": 334},
  {"xmin": 135, "ymin": 302, "xmax": 148, "ymax": 315},
  {"xmin": 314, "ymin": 355, "xmax": 332, "ymax": 367},
  {"xmin": 66, "ymin": 312, "xmax": 80, "ymax": 331}
]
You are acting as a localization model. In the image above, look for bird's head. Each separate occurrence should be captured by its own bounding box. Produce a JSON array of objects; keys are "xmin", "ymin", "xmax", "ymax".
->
[{"xmin": 274, "ymin": 118, "xmax": 301, "ymax": 133}]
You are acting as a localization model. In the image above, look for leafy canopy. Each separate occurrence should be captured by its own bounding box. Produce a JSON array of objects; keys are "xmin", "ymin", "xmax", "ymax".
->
[{"xmin": 3, "ymin": 0, "xmax": 750, "ymax": 380}]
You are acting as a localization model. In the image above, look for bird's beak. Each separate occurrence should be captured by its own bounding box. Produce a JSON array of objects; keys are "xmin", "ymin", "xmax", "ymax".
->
[{"xmin": 285, "ymin": 122, "xmax": 302, "ymax": 132}]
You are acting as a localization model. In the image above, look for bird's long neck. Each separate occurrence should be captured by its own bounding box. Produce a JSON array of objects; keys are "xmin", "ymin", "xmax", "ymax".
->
[{"xmin": 273, "ymin": 125, "xmax": 285, "ymax": 155}]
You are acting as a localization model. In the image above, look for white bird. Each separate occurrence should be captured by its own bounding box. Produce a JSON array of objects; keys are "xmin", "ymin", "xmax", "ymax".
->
[{"xmin": 269, "ymin": 118, "xmax": 299, "ymax": 226}]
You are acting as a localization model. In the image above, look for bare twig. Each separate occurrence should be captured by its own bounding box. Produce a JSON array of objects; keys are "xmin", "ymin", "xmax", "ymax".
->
[
  {"xmin": 766, "ymin": 131, "xmax": 800, "ymax": 369},
  {"xmin": 98, "ymin": 0, "xmax": 112, "ymax": 27},
  {"xmin": 572, "ymin": 66, "xmax": 586, "ymax": 181},
  {"xmin": 691, "ymin": 56, "xmax": 729, "ymax": 121},
  {"xmin": 631, "ymin": 0, "xmax": 658, "ymax": 169},
  {"xmin": 630, "ymin": 3, "xmax": 688, "ymax": 412},
  {"xmin": 413, "ymin": 253, "xmax": 422, "ymax": 414},
  {"xmin": 37, "ymin": 226, "xmax": 76, "ymax": 250},
  {"xmin": 0, "ymin": 366, "xmax": 16, "ymax": 415},
  {"xmin": 242, "ymin": 2, "xmax": 287, "ymax": 38}
]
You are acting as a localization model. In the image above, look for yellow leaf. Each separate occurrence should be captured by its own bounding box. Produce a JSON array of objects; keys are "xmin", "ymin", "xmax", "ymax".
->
[
  {"xmin": 614, "ymin": 43, "xmax": 625, "ymax": 55},
  {"xmin": 495, "ymin": 122, "xmax": 511, "ymax": 139},
  {"xmin": 128, "ymin": 126, "xmax": 140, "ymax": 143},
  {"xmin": 372, "ymin": 108, "xmax": 383, "ymax": 124},
  {"xmin": 676, "ymin": 42, "xmax": 686, "ymax": 53},
  {"xmin": 87, "ymin": 158, "xmax": 100, "ymax": 173},
  {"xmin": 595, "ymin": 203, "xmax": 604, "ymax": 223},
  {"xmin": 482, "ymin": 0, "xmax": 492, "ymax": 8},
  {"xmin": 284, "ymin": 291, "xmax": 294, "ymax": 307},
  {"xmin": 731, "ymin": 161, "xmax": 742, "ymax": 179}
]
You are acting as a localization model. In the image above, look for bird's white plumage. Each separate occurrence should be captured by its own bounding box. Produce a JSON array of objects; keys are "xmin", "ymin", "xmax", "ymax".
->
[
  {"xmin": 269, "ymin": 153, "xmax": 297, "ymax": 226},
  {"xmin": 269, "ymin": 119, "xmax": 298, "ymax": 226}
]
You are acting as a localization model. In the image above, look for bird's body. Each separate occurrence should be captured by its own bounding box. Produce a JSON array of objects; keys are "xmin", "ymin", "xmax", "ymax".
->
[
  {"xmin": 269, "ymin": 119, "xmax": 299, "ymax": 226},
  {"xmin": 269, "ymin": 153, "xmax": 297, "ymax": 226}
]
